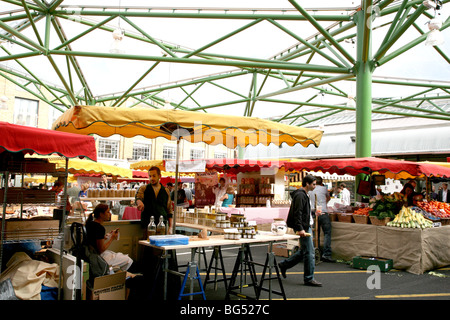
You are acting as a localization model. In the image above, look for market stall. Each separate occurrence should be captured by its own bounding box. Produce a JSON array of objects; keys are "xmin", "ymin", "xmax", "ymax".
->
[
  {"xmin": 53, "ymin": 105, "xmax": 323, "ymax": 235},
  {"xmin": 0, "ymin": 121, "xmax": 97, "ymax": 299},
  {"xmin": 285, "ymin": 157, "xmax": 450, "ymax": 274}
]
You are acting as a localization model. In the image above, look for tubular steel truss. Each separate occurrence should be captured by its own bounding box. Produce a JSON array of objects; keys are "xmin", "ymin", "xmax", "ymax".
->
[{"xmin": 0, "ymin": 1, "xmax": 449, "ymax": 156}]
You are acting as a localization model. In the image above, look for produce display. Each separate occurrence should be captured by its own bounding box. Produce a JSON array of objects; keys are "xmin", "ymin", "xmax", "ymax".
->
[
  {"xmin": 353, "ymin": 192, "xmax": 449, "ymax": 227},
  {"xmin": 368, "ymin": 192, "xmax": 403, "ymax": 219},
  {"xmin": 387, "ymin": 206, "xmax": 433, "ymax": 229},
  {"xmin": 353, "ymin": 207, "xmax": 372, "ymax": 216},
  {"xmin": 416, "ymin": 200, "xmax": 450, "ymax": 219},
  {"xmin": 411, "ymin": 206, "xmax": 440, "ymax": 221}
]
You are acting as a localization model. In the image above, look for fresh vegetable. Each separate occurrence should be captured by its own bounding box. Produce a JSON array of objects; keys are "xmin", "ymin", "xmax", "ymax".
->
[
  {"xmin": 386, "ymin": 206, "xmax": 433, "ymax": 229},
  {"xmin": 369, "ymin": 198, "xmax": 399, "ymax": 219},
  {"xmin": 353, "ymin": 207, "xmax": 372, "ymax": 216}
]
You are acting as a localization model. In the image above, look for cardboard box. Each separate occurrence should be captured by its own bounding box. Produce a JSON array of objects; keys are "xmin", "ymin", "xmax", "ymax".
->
[
  {"xmin": 88, "ymin": 271, "xmax": 126, "ymax": 300},
  {"xmin": 45, "ymin": 248, "xmax": 87, "ymax": 300},
  {"xmin": 272, "ymin": 243, "xmax": 290, "ymax": 257},
  {"xmin": 352, "ymin": 256, "xmax": 393, "ymax": 272}
]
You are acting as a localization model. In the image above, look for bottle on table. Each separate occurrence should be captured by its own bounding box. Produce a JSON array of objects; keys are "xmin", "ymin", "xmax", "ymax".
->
[
  {"xmin": 147, "ymin": 215, "xmax": 156, "ymax": 237},
  {"xmin": 156, "ymin": 215, "xmax": 166, "ymax": 235}
]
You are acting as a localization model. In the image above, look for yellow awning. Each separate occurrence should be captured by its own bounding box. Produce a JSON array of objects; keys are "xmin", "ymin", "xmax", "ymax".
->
[
  {"xmin": 130, "ymin": 160, "xmax": 165, "ymax": 171},
  {"xmin": 53, "ymin": 105, "xmax": 323, "ymax": 148},
  {"xmin": 50, "ymin": 159, "xmax": 133, "ymax": 178},
  {"xmin": 131, "ymin": 160, "xmax": 195, "ymax": 177}
]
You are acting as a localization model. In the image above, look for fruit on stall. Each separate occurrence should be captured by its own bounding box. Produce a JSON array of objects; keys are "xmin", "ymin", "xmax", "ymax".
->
[
  {"xmin": 387, "ymin": 206, "xmax": 433, "ymax": 229},
  {"xmin": 416, "ymin": 200, "xmax": 450, "ymax": 218}
]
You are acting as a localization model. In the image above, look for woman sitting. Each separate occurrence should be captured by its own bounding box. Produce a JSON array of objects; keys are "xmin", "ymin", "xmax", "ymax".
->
[
  {"xmin": 85, "ymin": 204, "xmax": 133, "ymax": 272},
  {"xmin": 220, "ymin": 186, "xmax": 235, "ymax": 207}
]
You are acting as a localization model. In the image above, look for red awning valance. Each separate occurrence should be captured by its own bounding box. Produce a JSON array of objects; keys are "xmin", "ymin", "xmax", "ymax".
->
[
  {"xmin": 285, "ymin": 157, "xmax": 450, "ymax": 179},
  {"xmin": 205, "ymin": 158, "xmax": 285, "ymax": 173},
  {"xmin": 0, "ymin": 122, "xmax": 97, "ymax": 161}
]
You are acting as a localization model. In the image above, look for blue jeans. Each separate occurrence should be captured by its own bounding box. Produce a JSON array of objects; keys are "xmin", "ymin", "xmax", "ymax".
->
[
  {"xmin": 279, "ymin": 227, "xmax": 315, "ymax": 282},
  {"xmin": 318, "ymin": 213, "xmax": 332, "ymax": 258}
]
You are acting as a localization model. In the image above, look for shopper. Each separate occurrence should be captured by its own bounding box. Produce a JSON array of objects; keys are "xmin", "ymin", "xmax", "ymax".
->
[
  {"xmin": 340, "ymin": 183, "xmax": 351, "ymax": 205},
  {"xmin": 183, "ymin": 183, "xmax": 193, "ymax": 201},
  {"xmin": 171, "ymin": 181, "xmax": 188, "ymax": 208},
  {"xmin": 220, "ymin": 185, "xmax": 235, "ymax": 207},
  {"xmin": 85, "ymin": 203, "xmax": 133, "ymax": 271},
  {"xmin": 309, "ymin": 177, "xmax": 335, "ymax": 263},
  {"xmin": 430, "ymin": 185, "xmax": 438, "ymax": 201},
  {"xmin": 99, "ymin": 174, "xmax": 112, "ymax": 189},
  {"xmin": 213, "ymin": 177, "xmax": 227, "ymax": 207},
  {"xmin": 438, "ymin": 183, "xmax": 450, "ymax": 203},
  {"xmin": 279, "ymin": 174, "xmax": 322, "ymax": 287},
  {"xmin": 135, "ymin": 166, "xmax": 173, "ymax": 237}
]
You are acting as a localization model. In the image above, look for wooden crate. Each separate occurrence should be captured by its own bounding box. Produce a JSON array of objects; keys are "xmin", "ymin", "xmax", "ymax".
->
[
  {"xmin": 369, "ymin": 216, "xmax": 391, "ymax": 226},
  {"xmin": 353, "ymin": 214, "xmax": 369, "ymax": 224},
  {"xmin": 337, "ymin": 213, "xmax": 353, "ymax": 223}
]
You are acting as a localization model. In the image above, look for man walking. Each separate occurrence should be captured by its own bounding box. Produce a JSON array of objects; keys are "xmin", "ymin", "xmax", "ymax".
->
[{"xmin": 279, "ymin": 174, "xmax": 322, "ymax": 287}]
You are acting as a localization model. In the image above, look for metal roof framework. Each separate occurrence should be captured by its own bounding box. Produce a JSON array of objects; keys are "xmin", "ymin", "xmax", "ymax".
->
[{"xmin": 0, "ymin": 0, "xmax": 449, "ymax": 157}]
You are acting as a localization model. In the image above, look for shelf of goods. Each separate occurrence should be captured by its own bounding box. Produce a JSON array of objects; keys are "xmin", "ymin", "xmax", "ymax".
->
[
  {"xmin": 1, "ymin": 159, "xmax": 63, "ymax": 244},
  {"xmin": 85, "ymin": 188, "xmax": 136, "ymax": 199},
  {"xmin": 237, "ymin": 176, "xmax": 274, "ymax": 208}
]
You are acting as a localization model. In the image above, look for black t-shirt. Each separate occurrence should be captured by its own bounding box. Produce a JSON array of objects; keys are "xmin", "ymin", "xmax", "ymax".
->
[{"xmin": 85, "ymin": 220, "xmax": 105, "ymax": 253}]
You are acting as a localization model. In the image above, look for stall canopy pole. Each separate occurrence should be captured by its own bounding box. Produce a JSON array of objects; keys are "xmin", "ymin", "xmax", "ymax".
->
[
  {"xmin": 355, "ymin": 4, "xmax": 373, "ymax": 159},
  {"xmin": 355, "ymin": 6, "xmax": 374, "ymax": 201},
  {"xmin": 172, "ymin": 136, "xmax": 180, "ymax": 235},
  {"xmin": 0, "ymin": 171, "xmax": 9, "ymax": 273},
  {"xmin": 58, "ymin": 157, "xmax": 69, "ymax": 300}
]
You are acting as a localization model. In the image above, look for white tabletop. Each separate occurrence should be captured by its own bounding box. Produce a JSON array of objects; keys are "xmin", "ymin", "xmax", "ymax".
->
[{"xmin": 138, "ymin": 232, "xmax": 299, "ymax": 251}]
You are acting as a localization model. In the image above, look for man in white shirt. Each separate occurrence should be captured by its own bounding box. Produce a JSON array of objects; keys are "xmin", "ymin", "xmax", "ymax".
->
[
  {"xmin": 309, "ymin": 177, "xmax": 334, "ymax": 263},
  {"xmin": 340, "ymin": 183, "xmax": 351, "ymax": 206}
]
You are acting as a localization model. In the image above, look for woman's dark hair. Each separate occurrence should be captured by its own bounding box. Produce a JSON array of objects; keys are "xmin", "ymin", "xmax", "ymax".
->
[
  {"xmin": 401, "ymin": 183, "xmax": 414, "ymax": 195},
  {"xmin": 86, "ymin": 203, "xmax": 109, "ymax": 223}
]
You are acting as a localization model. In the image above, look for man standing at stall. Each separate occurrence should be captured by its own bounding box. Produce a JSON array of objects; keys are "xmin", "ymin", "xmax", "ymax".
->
[
  {"xmin": 135, "ymin": 166, "xmax": 178, "ymax": 299},
  {"xmin": 340, "ymin": 183, "xmax": 351, "ymax": 206},
  {"xmin": 279, "ymin": 174, "xmax": 322, "ymax": 287},
  {"xmin": 136, "ymin": 166, "xmax": 173, "ymax": 238},
  {"xmin": 309, "ymin": 176, "xmax": 335, "ymax": 263}
]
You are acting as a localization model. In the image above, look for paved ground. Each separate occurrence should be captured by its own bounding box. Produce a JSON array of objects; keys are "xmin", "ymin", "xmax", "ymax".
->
[{"xmin": 174, "ymin": 243, "xmax": 450, "ymax": 301}]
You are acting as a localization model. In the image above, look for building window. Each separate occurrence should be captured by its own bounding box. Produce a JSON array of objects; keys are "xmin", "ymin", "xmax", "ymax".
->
[
  {"xmin": 132, "ymin": 142, "xmax": 151, "ymax": 160},
  {"xmin": 98, "ymin": 139, "xmax": 119, "ymax": 159},
  {"xmin": 14, "ymin": 97, "xmax": 38, "ymax": 127},
  {"xmin": 214, "ymin": 151, "xmax": 227, "ymax": 159},
  {"xmin": 163, "ymin": 145, "xmax": 177, "ymax": 160},
  {"xmin": 190, "ymin": 148, "xmax": 205, "ymax": 160},
  {"xmin": 48, "ymin": 105, "xmax": 63, "ymax": 129}
]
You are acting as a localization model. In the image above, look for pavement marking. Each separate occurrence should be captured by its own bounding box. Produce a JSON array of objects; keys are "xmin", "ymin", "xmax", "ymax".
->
[
  {"xmin": 199, "ymin": 270, "xmax": 398, "ymax": 276},
  {"xmin": 375, "ymin": 293, "xmax": 450, "ymax": 299},
  {"xmin": 268, "ymin": 297, "xmax": 350, "ymax": 300}
]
